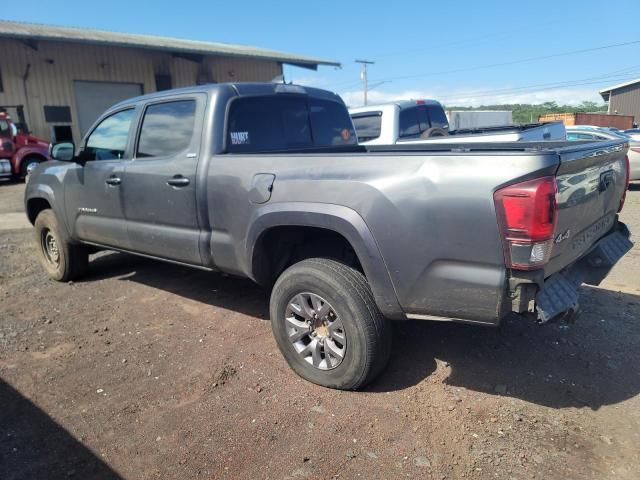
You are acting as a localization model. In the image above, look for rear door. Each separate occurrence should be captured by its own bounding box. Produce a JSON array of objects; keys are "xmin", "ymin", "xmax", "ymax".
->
[
  {"xmin": 121, "ymin": 95, "xmax": 204, "ymax": 264},
  {"xmin": 547, "ymin": 141, "xmax": 628, "ymax": 275}
]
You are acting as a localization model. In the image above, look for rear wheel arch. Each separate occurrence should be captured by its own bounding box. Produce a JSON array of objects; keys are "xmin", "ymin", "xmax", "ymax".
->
[{"xmin": 246, "ymin": 204, "xmax": 404, "ymax": 319}]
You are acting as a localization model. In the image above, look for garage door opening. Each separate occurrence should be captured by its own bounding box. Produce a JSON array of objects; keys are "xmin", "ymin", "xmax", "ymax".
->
[{"xmin": 73, "ymin": 81, "xmax": 142, "ymax": 136}]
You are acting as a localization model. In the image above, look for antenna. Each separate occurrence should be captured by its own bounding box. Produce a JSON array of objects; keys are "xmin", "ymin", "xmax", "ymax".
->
[{"xmin": 355, "ymin": 59, "xmax": 375, "ymax": 106}]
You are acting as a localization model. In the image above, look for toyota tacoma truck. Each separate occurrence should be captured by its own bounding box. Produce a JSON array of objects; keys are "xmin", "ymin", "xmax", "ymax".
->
[
  {"xmin": 349, "ymin": 100, "xmax": 566, "ymax": 144},
  {"xmin": 25, "ymin": 83, "xmax": 632, "ymax": 390}
]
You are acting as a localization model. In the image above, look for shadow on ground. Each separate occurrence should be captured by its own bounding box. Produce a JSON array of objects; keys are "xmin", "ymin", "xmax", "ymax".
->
[
  {"xmin": 85, "ymin": 251, "xmax": 269, "ymax": 319},
  {"xmin": 84, "ymin": 252, "xmax": 640, "ymax": 411},
  {"xmin": 0, "ymin": 379, "xmax": 121, "ymax": 480}
]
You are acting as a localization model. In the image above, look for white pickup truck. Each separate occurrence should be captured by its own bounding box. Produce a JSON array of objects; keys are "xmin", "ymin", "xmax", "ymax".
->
[{"xmin": 349, "ymin": 100, "xmax": 566, "ymax": 145}]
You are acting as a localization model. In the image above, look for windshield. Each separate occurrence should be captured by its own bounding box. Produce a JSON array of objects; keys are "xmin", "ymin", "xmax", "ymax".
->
[{"xmin": 0, "ymin": 120, "xmax": 11, "ymax": 137}]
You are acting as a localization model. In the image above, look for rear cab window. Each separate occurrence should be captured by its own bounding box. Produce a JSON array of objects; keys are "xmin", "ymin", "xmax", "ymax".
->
[
  {"xmin": 426, "ymin": 105, "xmax": 449, "ymax": 130},
  {"xmin": 226, "ymin": 95, "xmax": 356, "ymax": 153},
  {"xmin": 398, "ymin": 104, "xmax": 449, "ymax": 138},
  {"xmin": 398, "ymin": 107, "xmax": 421, "ymax": 139}
]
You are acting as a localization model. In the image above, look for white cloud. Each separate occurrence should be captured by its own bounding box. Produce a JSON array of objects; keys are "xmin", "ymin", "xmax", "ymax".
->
[
  {"xmin": 290, "ymin": 74, "xmax": 330, "ymax": 87},
  {"xmin": 340, "ymin": 86, "xmax": 605, "ymax": 108}
]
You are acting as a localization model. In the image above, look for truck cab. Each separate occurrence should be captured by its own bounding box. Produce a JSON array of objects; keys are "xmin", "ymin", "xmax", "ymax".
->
[
  {"xmin": 350, "ymin": 100, "xmax": 450, "ymax": 144},
  {"xmin": 0, "ymin": 110, "xmax": 50, "ymax": 180}
]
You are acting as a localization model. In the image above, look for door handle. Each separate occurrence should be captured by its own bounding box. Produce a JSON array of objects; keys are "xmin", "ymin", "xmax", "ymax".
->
[
  {"xmin": 105, "ymin": 176, "xmax": 121, "ymax": 186},
  {"xmin": 167, "ymin": 175, "xmax": 190, "ymax": 187}
]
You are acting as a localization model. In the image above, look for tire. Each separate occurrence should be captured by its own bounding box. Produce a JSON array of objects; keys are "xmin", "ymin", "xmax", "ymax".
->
[
  {"xmin": 270, "ymin": 258, "xmax": 392, "ymax": 390},
  {"xmin": 420, "ymin": 127, "xmax": 449, "ymax": 139},
  {"xmin": 20, "ymin": 156, "xmax": 43, "ymax": 180},
  {"xmin": 34, "ymin": 209, "xmax": 88, "ymax": 281}
]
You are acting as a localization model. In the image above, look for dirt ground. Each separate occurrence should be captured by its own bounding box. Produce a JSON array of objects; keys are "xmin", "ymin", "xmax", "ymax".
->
[{"xmin": 1, "ymin": 179, "xmax": 640, "ymax": 480}]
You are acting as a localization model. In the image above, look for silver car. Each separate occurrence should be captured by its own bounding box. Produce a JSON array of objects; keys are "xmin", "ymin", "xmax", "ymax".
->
[{"xmin": 567, "ymin": 126, "xmax": 640, "ymax": 181}]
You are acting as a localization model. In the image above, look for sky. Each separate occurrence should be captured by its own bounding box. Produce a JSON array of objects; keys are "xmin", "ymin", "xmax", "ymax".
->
[{"xmin": 5, "ymin": 0, "xmax": 640, "ymax": 107}]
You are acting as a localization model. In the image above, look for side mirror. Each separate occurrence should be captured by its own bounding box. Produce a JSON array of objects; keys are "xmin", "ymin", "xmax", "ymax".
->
[{"xmin": 50, "ymin": 142, "xmax": 75, "ymax": 162}]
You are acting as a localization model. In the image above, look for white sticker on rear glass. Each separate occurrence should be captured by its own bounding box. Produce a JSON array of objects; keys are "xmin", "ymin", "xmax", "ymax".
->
[{"xmin": 230, "ymin": 131, "xmax": 250, "ymax": 145}]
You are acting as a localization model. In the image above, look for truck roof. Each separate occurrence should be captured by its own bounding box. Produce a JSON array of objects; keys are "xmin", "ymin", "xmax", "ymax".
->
[
  {"xmin": 111, "ymin": 82, "xmax": 345, "ymax": 110},
  {"xmin": 349, "ymin": 99, "xmax": 442, "ymax": 115}
]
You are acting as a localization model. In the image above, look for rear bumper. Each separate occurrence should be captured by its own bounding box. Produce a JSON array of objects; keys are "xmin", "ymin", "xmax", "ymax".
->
[{"xmin": 534, "ymin": 221, "xmax": 633, "ymax": 323}]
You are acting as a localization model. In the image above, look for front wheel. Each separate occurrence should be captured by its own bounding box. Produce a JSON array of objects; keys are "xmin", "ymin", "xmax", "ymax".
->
[
  {"xmin": 34, "ymin": 209, "xmax": 88, "ymax": 281},
  {"xmin": 20, "ymin": 156, "xmax": 45, "ymax": 181},
  {"xmin": 270, "ymin": 258, "xmax": 391, "ymax": 390}
]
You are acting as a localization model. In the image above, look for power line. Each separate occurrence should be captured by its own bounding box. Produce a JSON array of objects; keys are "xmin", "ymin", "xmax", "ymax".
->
[
  {"xmin": 324, "ymin": 39, "xmax": 640, "ymax": 89},
  {"xmin": 438, "ymin": 74, "xmax": 640, "ymax": 103},
  {"xmin": 435, "ymin": 67, "xmax": 640, "ymax": 99}
]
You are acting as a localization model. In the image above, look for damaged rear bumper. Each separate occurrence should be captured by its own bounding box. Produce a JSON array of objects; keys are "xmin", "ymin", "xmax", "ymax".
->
[{"xmin": 534, "ymin": 222, "xmax": 633, "ymax": 323}]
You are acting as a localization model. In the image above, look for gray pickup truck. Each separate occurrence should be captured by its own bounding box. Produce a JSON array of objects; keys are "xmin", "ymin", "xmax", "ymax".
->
[{"xmin": 25, "ymin": 83, "xmax": 633, "ymax": 390}]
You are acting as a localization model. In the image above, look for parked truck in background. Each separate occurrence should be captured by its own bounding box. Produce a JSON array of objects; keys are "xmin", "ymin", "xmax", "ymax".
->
[
  {"xmin": 447, "ymin": 110, "xmax": 513, "ymax": 130},
  {"xmin": 0, "ymin": 110, "xmax": 50, "ymax": 180},
  {"xmin": 25, "ymin": 83, "xmax": 632, "ymax": 390},
  {"xmin": 350, "ymin": 100, "xmax": 566, "ymax": 145}
]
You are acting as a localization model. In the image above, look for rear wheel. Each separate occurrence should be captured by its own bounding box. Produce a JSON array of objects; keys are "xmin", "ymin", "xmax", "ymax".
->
[
  {"xmin": 34, "ymin": 209, "xmax": 88, "ymax": 281},
  {"xmin": 270, "ymin": 258, "xmax": 391, "ymax": 390}
]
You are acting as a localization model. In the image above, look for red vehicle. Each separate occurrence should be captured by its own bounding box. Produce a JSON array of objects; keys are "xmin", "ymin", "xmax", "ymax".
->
[{"xmin": 0, "ymin": 109, "xmax": 50, "ymax": 181}]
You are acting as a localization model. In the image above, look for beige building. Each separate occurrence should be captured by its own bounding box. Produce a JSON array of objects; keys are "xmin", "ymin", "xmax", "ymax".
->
[{"xmin": 0, "ymin": 20, "xmax": 339, "ymax": 142}]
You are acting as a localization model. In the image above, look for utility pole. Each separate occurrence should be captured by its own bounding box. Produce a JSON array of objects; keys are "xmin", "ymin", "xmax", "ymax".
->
[{"xmin": 355, "ymin": 59, "xmax": 374, "ymax": 106}]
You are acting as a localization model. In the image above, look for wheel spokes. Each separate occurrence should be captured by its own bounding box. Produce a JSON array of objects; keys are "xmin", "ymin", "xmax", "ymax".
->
[
  {"xmin": 328, "ymin": 319, "xmax": 346, "ymax": 344},
  {"xmin": 290, "ymin": 294, "xmax": 314, "ymax": 320},
  {"xmin": 324, "ymin": 338, "xmax": 344, "ymax": 364},
  {"xmin": 285, "ymin": 315, "xmax": 310, "ymax": 342},
  {"xmin": 284, "ymin": 292, "xmax": 347, "ymax": 371}
]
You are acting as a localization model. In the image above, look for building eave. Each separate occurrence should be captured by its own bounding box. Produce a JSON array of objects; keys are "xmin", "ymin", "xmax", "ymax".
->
[{"xmin": 0, "ymin": 19, "xmax": 341, "ymax": 70}]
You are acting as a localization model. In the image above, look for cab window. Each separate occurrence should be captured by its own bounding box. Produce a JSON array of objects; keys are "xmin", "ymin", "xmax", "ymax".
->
[
  {"xmin": 137, "ymin": 100, "xmax": 196, "ymax": 158},
  {"xmin": 352, "ymin": 112, "xmax": 382, "ymax": 142},
  {"xmin": 0, "ymin": 119, "xmax": 10, "ymax": 137},
  {"xmin": 427, "ymin": 105, "xmax": 449, "ymax": 129},
  {"xmin": 84, "ymin": 109, "xmax": 135, "ymax": 161},
  {"xmin": 567, "ymin": 132, "xmax": 595, "ymax": 140}
]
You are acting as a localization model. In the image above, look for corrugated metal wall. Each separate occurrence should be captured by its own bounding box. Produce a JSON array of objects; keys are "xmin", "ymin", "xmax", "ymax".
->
[
  {"xmin": 609, "ymin": 84, "xmax": 640, "ymax": 125},
  {"xmin": 0, "ymin": 38, "xmax": 282, "ymax": 142}
]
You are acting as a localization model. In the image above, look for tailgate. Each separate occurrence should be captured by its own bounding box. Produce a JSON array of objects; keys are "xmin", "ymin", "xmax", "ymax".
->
[{"xmin": 546, "ymin": 140, "xmax": 628, "ymax": 276}]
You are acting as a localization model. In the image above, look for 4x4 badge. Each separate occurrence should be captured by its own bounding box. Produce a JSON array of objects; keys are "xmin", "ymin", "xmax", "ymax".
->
[{"xmin": 555, "ymin": 230, "xmax": 571, "ymax": 244}]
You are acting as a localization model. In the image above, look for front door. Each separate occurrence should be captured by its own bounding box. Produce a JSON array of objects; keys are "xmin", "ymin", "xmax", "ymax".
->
[
  {"xmin": 121, "ymin": 96, "xmax": 203, "ymax": 265},
  {"xmin": 63, "ymin": 108, "xmax": 137, "ymax": 248}
]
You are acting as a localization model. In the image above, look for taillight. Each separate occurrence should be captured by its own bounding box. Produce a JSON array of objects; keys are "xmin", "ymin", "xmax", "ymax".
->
[
  {"xmin": 494, "ymin": 176, "xmax": 558, "ymax": 270},
  {"xmin": 619, "ymin": 155, "xmax": 630, "ymax": 212}
]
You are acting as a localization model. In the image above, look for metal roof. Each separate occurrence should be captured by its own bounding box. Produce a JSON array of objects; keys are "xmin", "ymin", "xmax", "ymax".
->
[
  {"xmin": 0, "ymin": 20, "xmax": 341, "ymax": 70},
  {"xmin": 599, "ymin": 78, "xmax": 640, "ymax": 101}
]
